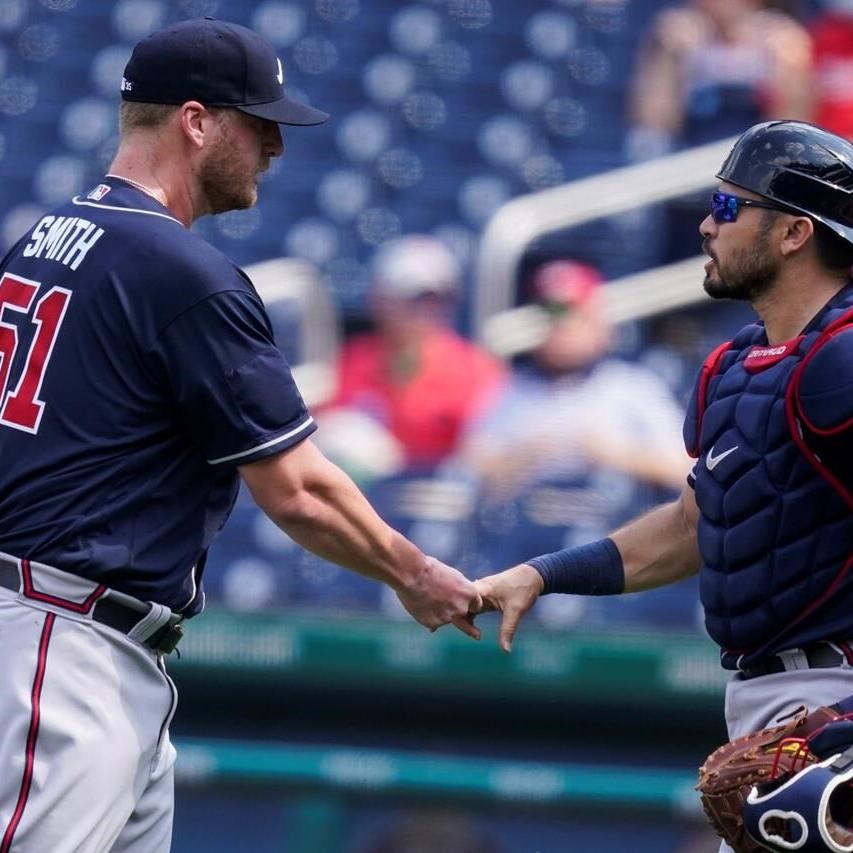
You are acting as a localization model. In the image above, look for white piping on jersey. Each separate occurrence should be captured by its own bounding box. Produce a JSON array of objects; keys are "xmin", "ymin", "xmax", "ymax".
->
[
  {"xmin": 71, "ymin": 196, "xmax": 183, "ymax": 225},
  {"xmin": 178, "ymin": 561, "xmax": 203, "ymax": 613},
  {"xmin": 207, "ymin": 417, "xmax": 315, "ymax": 465}
]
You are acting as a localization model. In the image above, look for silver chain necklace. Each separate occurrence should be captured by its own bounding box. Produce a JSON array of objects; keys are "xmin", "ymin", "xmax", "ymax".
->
[{"xmin": 106, "ymin": 173, "xmax": 161, "ymax": 202}]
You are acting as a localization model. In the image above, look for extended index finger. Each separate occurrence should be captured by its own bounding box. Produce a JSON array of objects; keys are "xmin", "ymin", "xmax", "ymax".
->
[{"xmin": 498, "ymin": 605, "xmax": 526, "ymax": 653}]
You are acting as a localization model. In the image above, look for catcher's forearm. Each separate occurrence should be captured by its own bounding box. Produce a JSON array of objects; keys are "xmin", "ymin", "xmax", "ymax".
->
[
  {"xmin": 612, "ymin": 487, "xmax": 701, "ymax": 593},
  {"xmin": 525, "ymin": 486, "xmax": 700, "ymax": 597}
]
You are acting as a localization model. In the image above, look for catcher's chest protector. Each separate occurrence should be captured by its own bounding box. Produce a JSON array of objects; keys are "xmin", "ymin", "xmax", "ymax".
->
[{"xmin": 684, "ymin": 291, "xmax": 853, "ymax": 661}]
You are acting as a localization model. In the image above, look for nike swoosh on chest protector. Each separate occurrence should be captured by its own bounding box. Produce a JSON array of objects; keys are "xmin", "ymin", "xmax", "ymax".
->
[{"xmin": 706, "ymin": 444, "xmax": 738, "ymax": 470}]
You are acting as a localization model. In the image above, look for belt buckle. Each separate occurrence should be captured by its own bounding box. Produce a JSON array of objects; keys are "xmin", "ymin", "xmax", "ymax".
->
[
  {"xmin": 739, "ymin": 656, "xmax": 784, "ymax": 680},
  {"xmin": 150, "ymin": 621, "xmax": 184, "ymax": 655}
]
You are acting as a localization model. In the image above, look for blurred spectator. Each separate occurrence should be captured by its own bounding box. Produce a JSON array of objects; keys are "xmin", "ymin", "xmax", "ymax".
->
[
  {"xmin": 455, "ymin": 260, "xmax": 690, "ymax": 585},
  {"xmin": 810, "ymin": 0, "xmax": 853, "ymax": 139},
  {"xmin": 627, "ymin": 0, "xmax": 813, "ymax": 159},
  {"xmin": 625, "ymin": 0, "xmax": 813, "ymax": 268},
  {"xmin": 317, "ymin": 236, "xmax": 506, "ymax": 478},
  {"xmin": 459, "ymin": 260, "xmax": 689, "ymax": 498}
]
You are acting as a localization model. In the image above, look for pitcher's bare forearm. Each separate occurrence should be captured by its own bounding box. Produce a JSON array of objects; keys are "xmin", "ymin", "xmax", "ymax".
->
[
  {"xmin": 240, "ymin": 439, "xmax": 482, "ymax": 635},
  {"xmin": 240, "ymin": 439, "xmax": 421, "ymax": 586}
]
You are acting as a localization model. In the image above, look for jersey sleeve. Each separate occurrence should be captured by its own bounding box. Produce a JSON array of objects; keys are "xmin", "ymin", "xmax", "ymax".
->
[
  {"xmin": 152, "ymin": 289, "xmax": 316, "ymax": 465},
  {"xmin": 798, "ymin": 326, "xmax": 853, "ymax": 431}
]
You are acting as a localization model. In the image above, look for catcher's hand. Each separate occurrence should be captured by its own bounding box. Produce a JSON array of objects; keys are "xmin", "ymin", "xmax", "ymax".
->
[
  {"xmin": 696, "ymin": 703, "xmax": 840, "ymax": 852},
  {"xmin": 474, "ymin": 563, "xmax": 543, "ymax": 652}
]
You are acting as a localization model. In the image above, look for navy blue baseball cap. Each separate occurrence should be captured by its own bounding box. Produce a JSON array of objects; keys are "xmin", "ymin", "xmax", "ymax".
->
[{"xmin": 120, "ymin": 17, "xmax": 329, "ymax": 126}]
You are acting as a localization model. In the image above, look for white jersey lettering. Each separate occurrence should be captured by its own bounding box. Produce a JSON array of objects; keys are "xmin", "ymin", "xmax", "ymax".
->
[
  {"xmin": 63, "ymin": 223, "xmax": 105, "ymax": 271},
  {"xmin": 53, "ymin": 219, "xmax": 87, "ymax": 263},
  {"xmin": 43, "ymin": 217, "xmax": 76, "ymax": 259},
  {"xmin": 21, "ymin": 215, "xmax": 105, "ymax": 271},
  {"xmin": 22, "ymin": 216, "xmax": 55, "ymax": 258}
]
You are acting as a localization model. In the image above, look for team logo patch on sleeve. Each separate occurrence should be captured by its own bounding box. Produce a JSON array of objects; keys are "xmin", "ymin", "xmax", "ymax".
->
[{"xmin": 86, "ymin": 184, "xmax": 112, "ymax": 201}]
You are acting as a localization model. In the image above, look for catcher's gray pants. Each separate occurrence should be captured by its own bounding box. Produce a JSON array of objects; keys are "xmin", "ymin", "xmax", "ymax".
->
[
  {"xmin": 0, "ymin": 558, "xmax": 177, "ymax": 853},
  {"xmin": 717, "ymin": 662, "xmax": 853, "ymax": 853}
]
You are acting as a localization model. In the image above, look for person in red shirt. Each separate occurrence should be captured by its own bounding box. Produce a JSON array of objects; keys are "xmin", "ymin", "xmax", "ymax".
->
[
  {"xmin": 324, "ymin": 235, "xmax": 506, "ymax": 472},
  {"xmin": 810, "ymin": 1, "xmax": 853, "ymax": 140}
]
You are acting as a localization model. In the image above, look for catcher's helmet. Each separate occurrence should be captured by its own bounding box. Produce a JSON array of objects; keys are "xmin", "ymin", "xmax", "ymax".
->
[{"xmin": 717, "ymin": 120, "xmax": 853, "ymax": 246}]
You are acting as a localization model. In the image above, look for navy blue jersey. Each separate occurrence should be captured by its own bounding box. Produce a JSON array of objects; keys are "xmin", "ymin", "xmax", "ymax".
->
[{"xmin": 0, "ymin": 177, "xmax": 315, "ymax": 613}]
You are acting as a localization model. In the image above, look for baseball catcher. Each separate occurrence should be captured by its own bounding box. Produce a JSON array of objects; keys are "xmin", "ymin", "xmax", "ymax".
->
[{"xmin": 697, "ymin": 701, "xmax": 853, "ymax": 851}]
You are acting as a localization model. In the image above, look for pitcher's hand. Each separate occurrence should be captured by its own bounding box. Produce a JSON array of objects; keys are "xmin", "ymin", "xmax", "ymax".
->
[{"xmin": 395, "ymin": 557, "xmax": 482, "ymax": 640}]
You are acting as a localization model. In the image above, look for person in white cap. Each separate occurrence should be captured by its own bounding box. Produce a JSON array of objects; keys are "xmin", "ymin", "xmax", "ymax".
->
[{"xmin": 323, "ymin": 234, "xmax": 506, "ymax": 473}]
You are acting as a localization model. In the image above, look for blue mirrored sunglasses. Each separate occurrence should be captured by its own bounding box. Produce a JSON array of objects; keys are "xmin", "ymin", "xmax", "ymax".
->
[{"xmin": 710, "ymin": 191, "xmax": 788, "ymax": 224}]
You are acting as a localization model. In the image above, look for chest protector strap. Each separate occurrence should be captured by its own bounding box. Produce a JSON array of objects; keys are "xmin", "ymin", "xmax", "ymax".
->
[
  {"xmin": 776, "ymin": 309, "xmax": 853, "ymax": 639},
  {"xmin": 685, "ymin": 339, "xmax": 733, "ymax": 459}
]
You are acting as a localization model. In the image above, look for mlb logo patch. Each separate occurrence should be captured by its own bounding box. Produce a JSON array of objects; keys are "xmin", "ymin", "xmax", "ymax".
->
[{"xmin": 86, "ymin": 184, "xmax": 112, "ymax": 201}]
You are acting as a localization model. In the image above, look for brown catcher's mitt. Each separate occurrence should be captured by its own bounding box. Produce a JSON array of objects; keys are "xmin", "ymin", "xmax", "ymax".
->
[{"xmin": 696, "ymin": 704, "xmax": 840, "ymax": 852}]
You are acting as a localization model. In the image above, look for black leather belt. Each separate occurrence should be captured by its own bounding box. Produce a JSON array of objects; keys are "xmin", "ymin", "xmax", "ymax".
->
[
  {"xmin": 739, "ymin": 643, "xmax": 849, "ymax": 680},
  {"xmin": 0, "ymin": 561, "xmax": 183, "ymax": 655}
]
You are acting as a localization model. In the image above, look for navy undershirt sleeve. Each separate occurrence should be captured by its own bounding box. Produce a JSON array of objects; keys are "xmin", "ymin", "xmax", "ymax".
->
[{"xmin": 528, "ymin": 538, "xmax": 625, "ymax": 596}]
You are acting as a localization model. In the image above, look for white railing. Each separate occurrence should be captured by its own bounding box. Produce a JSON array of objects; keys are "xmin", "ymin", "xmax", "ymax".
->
[
  {"xmin": 474, "ymin": 136, "xmax": 739, "ymax": 356},
  {"xmin": 246, "ymin": 257, "xmax": 339, "ymax": 407}
]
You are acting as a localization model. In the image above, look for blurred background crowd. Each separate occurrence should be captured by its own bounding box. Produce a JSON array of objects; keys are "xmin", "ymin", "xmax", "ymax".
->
[{"xmin": 2, "ymin": 0, "xmax": 851, "ymax": 850}]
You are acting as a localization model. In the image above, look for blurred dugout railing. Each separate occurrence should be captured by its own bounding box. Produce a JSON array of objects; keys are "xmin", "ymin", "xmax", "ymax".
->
[
  {"xmin": 246, "ymin": 257, "xmax": 339, "ymax": 408},
  {"xmin": 475, "ymin": 135, "xmax": 739, "ymax": 356}
]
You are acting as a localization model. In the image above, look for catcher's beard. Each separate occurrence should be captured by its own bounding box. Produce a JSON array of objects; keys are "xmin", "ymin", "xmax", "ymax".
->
[{"xmin": 703, "ymin": 228, "xmax": 780, "ymax": 303}]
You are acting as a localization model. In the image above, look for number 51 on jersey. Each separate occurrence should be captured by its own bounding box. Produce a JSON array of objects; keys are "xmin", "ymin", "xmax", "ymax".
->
[{"xmin": 0, "ymin": 273, "xmax": 71, "ymax": 434}]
